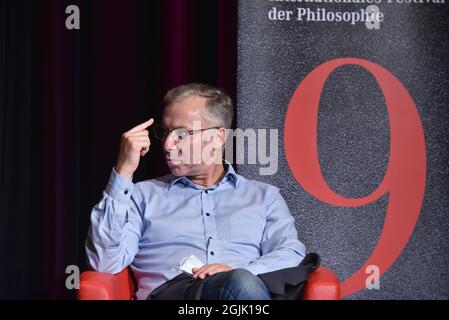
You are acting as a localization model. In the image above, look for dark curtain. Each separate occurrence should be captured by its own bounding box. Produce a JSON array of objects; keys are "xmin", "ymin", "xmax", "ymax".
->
[{"xmin": 0, "ymin": 0, "xmax": 237, "ymax": 299}]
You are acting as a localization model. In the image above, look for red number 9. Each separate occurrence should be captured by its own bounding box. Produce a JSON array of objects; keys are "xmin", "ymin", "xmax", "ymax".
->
[{"xmin": 284, "ymin": 58, "xmax": 427, "ymax": 297}]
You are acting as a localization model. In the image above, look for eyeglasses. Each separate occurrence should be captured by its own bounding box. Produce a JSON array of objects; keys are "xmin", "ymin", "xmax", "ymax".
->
[{"xmin": 152, "ymin": 123, "xmax": 222, "ymax": 143}]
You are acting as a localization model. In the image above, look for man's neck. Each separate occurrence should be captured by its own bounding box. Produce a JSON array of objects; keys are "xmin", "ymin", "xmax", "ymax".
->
[{"xmin": 189, "ymin": 163, "xmax": 226, "ymax": 188}]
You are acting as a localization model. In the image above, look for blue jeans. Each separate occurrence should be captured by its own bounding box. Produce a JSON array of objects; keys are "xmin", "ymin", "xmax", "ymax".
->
[{"xmin": 200, "ymin": 269, "xmax": 271, "ymax": 300}]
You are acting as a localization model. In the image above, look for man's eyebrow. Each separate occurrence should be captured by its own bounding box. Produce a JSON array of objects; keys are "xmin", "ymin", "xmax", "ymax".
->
[{"xmin": 163, "ymin": 125, "xmax": 193, "ymax": 131}]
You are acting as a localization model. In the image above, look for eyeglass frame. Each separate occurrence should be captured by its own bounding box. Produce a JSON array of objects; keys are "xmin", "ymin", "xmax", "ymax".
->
[{"xmin": 152, "ymin": 123, "xmax": 223, "ymax": 142}]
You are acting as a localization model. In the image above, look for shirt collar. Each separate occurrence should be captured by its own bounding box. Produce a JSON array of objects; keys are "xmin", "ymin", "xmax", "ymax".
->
[{"xmin": 167, "ymin": 160, "xmax": 238, "ymax": 191}]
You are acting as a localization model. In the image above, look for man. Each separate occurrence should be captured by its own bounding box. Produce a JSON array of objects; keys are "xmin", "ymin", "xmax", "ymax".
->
[{"xmin": 86, "ymin": 83, "xmax": 306, "ymax": 300}]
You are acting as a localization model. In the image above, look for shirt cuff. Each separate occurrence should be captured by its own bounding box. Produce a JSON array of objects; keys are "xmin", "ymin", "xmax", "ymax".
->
[{"xmin": 104, "ymin": 168, "xmax": 135, "ymax": 203}]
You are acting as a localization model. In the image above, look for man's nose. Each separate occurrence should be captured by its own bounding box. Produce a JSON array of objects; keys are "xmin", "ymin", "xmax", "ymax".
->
[{"xmin": 163, "ymin": 135, "xmax": 177, "ymax": 151}]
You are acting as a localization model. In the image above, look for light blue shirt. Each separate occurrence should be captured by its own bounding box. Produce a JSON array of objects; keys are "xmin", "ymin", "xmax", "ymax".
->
[{"xmin": 86, "ymin": 162, "xmax": 306, "ymax": 300}]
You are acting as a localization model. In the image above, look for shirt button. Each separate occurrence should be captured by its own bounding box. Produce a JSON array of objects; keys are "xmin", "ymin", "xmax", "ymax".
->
[
  {"xmin": 205, "ymin": 190, "xmax": 209, "ymax": 194},
  {"xmin": 210, "ymin": 251, "xmax": 215, "ymax": 256},
  {"xmin": 124, "ymin": 190, "xmax": 129, "ymax": 195},
  {"xmin": 208, "ymin": 236, "xmax": 213, "ymax": 240},
  {"xmin": 206, "ymin": 213, "xmax": 210, "ymax": 217}
]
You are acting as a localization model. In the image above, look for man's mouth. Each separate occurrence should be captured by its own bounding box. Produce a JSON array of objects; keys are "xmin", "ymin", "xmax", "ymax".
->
[{"xmin": 165, "ymin": 153, "xmax": 183, "ymax": 165}]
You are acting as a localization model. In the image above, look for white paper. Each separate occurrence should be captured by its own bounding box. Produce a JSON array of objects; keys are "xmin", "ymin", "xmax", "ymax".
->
[{"xmin": 175, "ymin": 254, "xmax": 205, "ymax": 275}]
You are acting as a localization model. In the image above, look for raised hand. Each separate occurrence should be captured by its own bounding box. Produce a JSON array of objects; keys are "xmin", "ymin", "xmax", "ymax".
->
[{"xmin": 115, "ymin": 118, "xmax": 154, "ymax": 179}]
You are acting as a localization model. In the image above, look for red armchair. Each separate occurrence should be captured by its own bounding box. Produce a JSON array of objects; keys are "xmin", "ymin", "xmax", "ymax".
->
[{"xmin": 77, "ymin": 266, "xmax": 340, "ymax": 300}]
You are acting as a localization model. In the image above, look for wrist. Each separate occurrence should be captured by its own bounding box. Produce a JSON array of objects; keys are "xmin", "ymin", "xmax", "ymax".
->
[{"xmin": 114, "ymin": 166, "xmax": 134, "ymax": 180}]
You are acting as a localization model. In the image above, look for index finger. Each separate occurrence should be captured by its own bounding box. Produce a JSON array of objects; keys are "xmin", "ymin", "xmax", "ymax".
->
[
  {"xmin": 192, "ymin": 265, "xmax": 209, "ymax": 277},
  {"xmin": 128, "ymin": 118, "xmax": 154, "ymax": 134}
]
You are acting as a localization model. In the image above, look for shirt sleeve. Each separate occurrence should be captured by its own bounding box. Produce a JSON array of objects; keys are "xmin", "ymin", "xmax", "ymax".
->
[
  {"xmin": 241, "ymin": 187, "xmax": 306, "ymax": 275},
  {"xmin": 85, "ymin": 168, "xmax": 144, "ymax": 274}
]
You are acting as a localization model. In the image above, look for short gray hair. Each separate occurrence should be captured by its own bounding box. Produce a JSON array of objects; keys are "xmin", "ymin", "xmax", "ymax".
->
[{"xmin": 163, "ymin": 83, "xmax": 234, "ymax": 129}]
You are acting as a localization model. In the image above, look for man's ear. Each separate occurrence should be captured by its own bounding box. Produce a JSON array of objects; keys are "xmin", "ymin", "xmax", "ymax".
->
[{"xmin": 213, "ymin": 128, "xmax": 227, "ymax": 149}]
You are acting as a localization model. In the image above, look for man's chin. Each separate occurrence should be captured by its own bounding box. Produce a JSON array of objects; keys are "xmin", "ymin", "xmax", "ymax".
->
[{"xmin": 166, "ymin": 160, "xmax": 189, "ymax": 176}]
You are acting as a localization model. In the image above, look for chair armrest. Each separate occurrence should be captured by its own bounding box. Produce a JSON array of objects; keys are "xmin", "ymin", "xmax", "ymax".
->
[
  {"xmin": 303, "ymin": 266, "xmax": 340, "ymax": 300},
  {"xmin": 77, "ymin": 268, "xmax": 135, "ymax": 300},
  {"xmin": 77, "ymin": 266, "xmax": 340, "ymax": 300}
]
